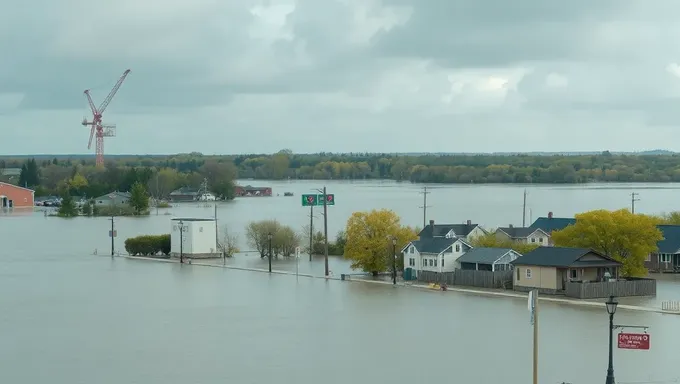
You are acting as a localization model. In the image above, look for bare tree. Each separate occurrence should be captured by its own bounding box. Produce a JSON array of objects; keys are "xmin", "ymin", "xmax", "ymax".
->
[{"xmin": 218, "ymin": 225, "xmax": 240, "ymax": 258}]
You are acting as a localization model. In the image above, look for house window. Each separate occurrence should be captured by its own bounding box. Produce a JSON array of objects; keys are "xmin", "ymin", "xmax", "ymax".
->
[
  {"xmin": 434, "ymin": 258, "xmax": 438, "ymax": 267},
  {"xmin": 441, "ymin": 257, "xmax": 444, "ymax": 267},
  {"xmin": 516, "ymin": 268, "xmax": 520, "ymax": 281},
  {"xmin": 661, "ymin": 254, "xmax": 671, "ymax": 263},
  {"xmin": 455, "ymin": 244, "xmax": 460, "ymax": 252},
  {"xmin": 429, "ymin": 259, "xmax": 433, "ymax": 267},
  {"xmin": 570, "ymin": 269, "xmax": 577, "ymax": 279},
  {"xmin": 526, "ymin": 268, "xmax": 532, "ymax": 279},
  {"xmin": 410, "ymin": 246, "xmax": 414, "ymax": 254},
  {"xmin": 422, "ymin": 258, "xmax": 427, "ymax": 267},
  {"xmin": 531, "ymin": 238, "xmax": 536, "ymax": 243},
  {"xmin": 409, "ymin": 258, "xmax": 415, "ymax": 266},
  {"xmin": 539, "ymin": 238, "xmax": 543, "ymax": 243}
]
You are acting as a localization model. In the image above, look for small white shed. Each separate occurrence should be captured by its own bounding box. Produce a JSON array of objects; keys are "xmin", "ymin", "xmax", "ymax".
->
[{"xmin": 171, "ymin": 218, "xmax": 218, "ymax": 258}]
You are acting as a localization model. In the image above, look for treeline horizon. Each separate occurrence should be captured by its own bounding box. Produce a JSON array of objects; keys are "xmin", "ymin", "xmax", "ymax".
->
[{"xmin": 5, "ymin": 150, "xmax": 680, "ymax": 192}]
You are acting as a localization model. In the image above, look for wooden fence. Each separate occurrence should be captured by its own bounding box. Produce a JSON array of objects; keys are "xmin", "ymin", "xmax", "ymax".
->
[
  {"xmin": 564, "ymin": 278, "xmax": 657, "ymax": 299},
  {"xmin": 417, "ymin": 269, "xmax": 513, "ymax": 289}
]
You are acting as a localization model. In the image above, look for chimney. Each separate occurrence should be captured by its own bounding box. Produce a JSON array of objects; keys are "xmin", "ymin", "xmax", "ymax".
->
[
  {"xmin": 548, "ymin": 212, "xmax": 553, "ymax": 219},
  {"xmin": 466, "ymin": 220, "xmax": 472, "ymax": 225},
  {"xmin": 509, "ymin": 224, "xmax": 513, "ymax": 228},
  {"xmin": 429, "ymin": 219, "xmax": 435, "ymax": 226}
]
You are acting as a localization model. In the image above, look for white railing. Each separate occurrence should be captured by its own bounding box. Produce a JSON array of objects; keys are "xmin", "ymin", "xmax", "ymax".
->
[{"xmin": 661, "ymin": 300, "xmax": 680, "ymax": 312}]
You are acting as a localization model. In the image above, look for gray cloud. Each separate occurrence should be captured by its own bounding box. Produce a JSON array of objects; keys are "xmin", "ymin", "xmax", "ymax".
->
[{"xmin": 3, "ymin": 0, "xmax": 680, "ymax": 155}]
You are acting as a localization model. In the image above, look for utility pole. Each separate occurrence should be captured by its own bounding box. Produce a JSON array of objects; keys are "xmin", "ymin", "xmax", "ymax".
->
[
  {"xmin": 109, "ymin": 215, "xmax": 115, "ymax": 257},
  {"xmin": 419, "ymin": 186, "xmax": 431, "ymax": 228},
  {"xmin": 155, "ymin": 175, "xmax": 159, "ymax": 216},
  {"xmin": 522, "ymin": 189, "xmax": 528, "ymax": 227},
  {"xmin": 309, "ymin": 204, "xmax": 314, "ymax": 262},
  {"xmin": 323, "ymin": 186, "xmax": 329, "ymax": 277},
  {"xmin": 529, "ymin": 290, "xmax": 539, "ymax": 384},
  {"xmin": 214, "ymin": 203, "xmax": 220, "ymax": 258},
  {"xmin": 631, "ymin": 192, "xmax": 640, "ymax": 214}
]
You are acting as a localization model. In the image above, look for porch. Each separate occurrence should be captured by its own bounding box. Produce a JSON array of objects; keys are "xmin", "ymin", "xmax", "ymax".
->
[
  {"xmin": 646, "ymin": 253, "xmax": 680, "ymax": 273},
  {"xmin": 555, "ymin": 266, "xmax": 619, "ymax": 291}
]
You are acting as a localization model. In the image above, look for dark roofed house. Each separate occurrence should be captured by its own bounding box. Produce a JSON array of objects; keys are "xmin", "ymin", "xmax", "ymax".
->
[
  {"xmin": 457, "ymin": 247, "xmax": 521, "ymax": 272},
  {"xmin": 646, "ymin": 225, "xmax": 680, "ymax": 272},
  {"xmin": 510, "ymin": 247, "xmax": 621, "ymax": 295},
  {"xmin": 169, "ymin": 187, "xmax": 200, "ymax": 202},
  {"xmin": 528, "ymin": 212, "xmax": 576, "ymax": 245},
  {"xmin": 495, "ymin": 225, "xmax": 550, "ymax": 246},
  {"xmin": 417, "ymin": 219, "xmax": 487, "ymax": 242}
]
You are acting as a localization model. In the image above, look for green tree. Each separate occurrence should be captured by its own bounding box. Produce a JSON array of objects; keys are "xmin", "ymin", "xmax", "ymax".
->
[
  {"xmin": 218, "ymin": 226, "xmax": 240, "ymax": 258},
  {"xmin": 470, "ymin": 232, "xmax": 539, "ymax": 255},
  {"xmin": 57, "ymin": 189, "xmax": 78, "ymax": 217},
  {"xmin": 129, "ymin": 182, "xmax": 150, "ymax": 215},
  {"xmin": 551, "ymin": 209, "xmax": 662, "ymax": 277},
  {"xmin": 344, "ymin": 209, "xmax": 419, "ymax": 275},
  {"xmin": 244, "ymin": 220, "xmax": 300, "ymax": 258}
]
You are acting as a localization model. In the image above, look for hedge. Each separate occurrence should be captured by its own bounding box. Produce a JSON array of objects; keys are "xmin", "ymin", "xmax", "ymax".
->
[{"xmin": 125, "ymin": 234, "xmax": 171, "ymax": 256}]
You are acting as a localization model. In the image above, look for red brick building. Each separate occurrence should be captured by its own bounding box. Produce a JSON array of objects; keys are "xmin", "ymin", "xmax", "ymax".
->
[
  {"xmin": 0, "ymin": 182, "xmax": 35, "ymax": 208},
  {"xmin": 235, "ymin": 185, "xmax": 272, "ymax": 197}
]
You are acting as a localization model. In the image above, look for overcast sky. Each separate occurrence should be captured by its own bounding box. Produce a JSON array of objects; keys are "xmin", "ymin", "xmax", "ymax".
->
[{"xmin": 3, "ymin": 0, "xmax": 680, "ymax": 155}]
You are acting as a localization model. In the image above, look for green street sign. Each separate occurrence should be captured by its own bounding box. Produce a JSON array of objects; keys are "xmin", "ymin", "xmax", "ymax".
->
[
  {"xmin": 302, "ymin": 194, "xmax": 318, "ymax": 206},
  {"xmin": 301, "ymin": 193, "xmax": 335, "ymax": 206}
]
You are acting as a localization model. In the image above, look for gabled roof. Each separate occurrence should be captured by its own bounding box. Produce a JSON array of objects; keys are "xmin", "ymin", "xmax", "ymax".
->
[
  {"xmin": 528, "ymin": 217, "xmax": 576, "ymax": 233},
  {"xmin": 403, "ymin": 237, "xmax": 471, "ymax": 255},
  {"xmin": 511, "ymin": 247, "xmax": 621, "ymax": 268},
  {"xmin": 656, "ymin": 225, "xmax": 680, "ymax": 254},
  {"xmin": 457, "ymin": 248, "xmax": 516, "ymax": 265},
  {"xmin": 170, "ymin": 187, "xmax": 199, "ymax": 195},
  {"xmin": 0, "ymin": 182, "xmax": 35, "ymax": 193},
  {"xmin": 95, "ymin": 191, "xmax": 131, "ymax": 200},
  {"xmin": 418, "ymin": 223, "xmax": 480, "ymax": 238},
  {"xmin": 496, "ymin": 227, "xmax": 546, "ymax": 239}
]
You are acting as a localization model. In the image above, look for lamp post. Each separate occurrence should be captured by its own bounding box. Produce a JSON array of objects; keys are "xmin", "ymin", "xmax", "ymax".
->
[
  {"xmin": 178, "ymin": 220, "xmax": 184, "ymax": 264},
  {"xmin": 605, "ymin": 295, "xmax": 618, "ymax": 384},
  {"xmin": 267, "ymin": 232, "xmax": 273, "ymax": 273},
  {"xmin": 392, "ymin": 238, "xmax": 397, "ymax": 285}
]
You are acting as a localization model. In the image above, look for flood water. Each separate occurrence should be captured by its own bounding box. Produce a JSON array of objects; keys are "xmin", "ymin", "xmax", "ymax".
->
[{"xmin": 2, "ymin": 180, "xmax": 680, "ymax": 383}]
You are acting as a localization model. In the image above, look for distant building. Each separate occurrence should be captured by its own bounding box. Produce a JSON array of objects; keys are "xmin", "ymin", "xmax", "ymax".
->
[
  {"xmin": 94, "ymin": 191, "xmax": 131, "ymax": 207},
  {"xmin": 0, "ymin": 182, "xmax": 35, "ymax": 208},
  {"xmin": 417, "ymin": 219, "xmax": 487, "ymax": 243},
  {"xmin": 235, "ymin": 185, "xmax": 272, "ymax": 197},
  {"xmin": 495, "ymin": 225, "xmax": 550, "ymax": 246},
  {"xmin": 646, "ymin": 225, "xmax": 680, "ymax": 272},
  {"xmin": 170, "ymin": 218, "xmax": 219, "ymax": 258},
  {"xmin": 528, "ymin": 212, "xmax": 576, "ymax": 245},
  {"xmin": 169, "ymin": 187, "xmax": 200, "ymax": 202}
]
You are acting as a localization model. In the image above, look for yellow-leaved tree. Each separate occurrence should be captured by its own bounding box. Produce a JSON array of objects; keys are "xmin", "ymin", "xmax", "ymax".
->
[
  {"xmin": 470, "ymin": 232, "xmax": 539, "ymax": 255},
  {"xmin": 551, "ymin": 209, "xmax": 662, "ymax": 277},
  {"xmin": 344, "ymin": 209, "xmax": 419, "ymax": 275}
]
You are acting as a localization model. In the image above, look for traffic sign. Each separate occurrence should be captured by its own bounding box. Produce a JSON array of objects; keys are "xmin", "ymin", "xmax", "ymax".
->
[
  {"xmin": 295, "ymin": 246, "xmax": 301, "ymax": 259},
  {"xmin": 109, "ymin": 230, "xmax": 117, "ymax": 238},
  {"xmin": 618, "ymin": 333, "xmax": 650, "ymax": 350},
  {"xmin": 301, "ymin": 193, "xmax": 335, "ymax": 206},
  {"xmin": 302, "ymin": 194, "xmax": 317, "ymax": 206}
]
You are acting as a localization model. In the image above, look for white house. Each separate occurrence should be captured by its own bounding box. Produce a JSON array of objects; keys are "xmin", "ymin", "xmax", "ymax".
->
[
  {"xmin": 402, "ymin": 237, "xmax": 472, "ymax": 276},
  {"xmin": 495, "ymin": 226, "xmax": 550, "ymax": 246},
  {"xmin": 171, "ymin": 218, "xmax": 219, "ymax": 258}
]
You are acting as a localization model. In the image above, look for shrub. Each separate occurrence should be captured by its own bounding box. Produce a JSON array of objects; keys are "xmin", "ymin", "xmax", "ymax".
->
[{"xmin": 125, "ymin": 234, "xmax": 171, "ymax": 256}]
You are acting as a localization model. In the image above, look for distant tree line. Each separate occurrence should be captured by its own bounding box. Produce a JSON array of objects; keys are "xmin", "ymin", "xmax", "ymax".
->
[{"xmin": 6, "ymin": 150, "xmax": 680, "ymax": 188}]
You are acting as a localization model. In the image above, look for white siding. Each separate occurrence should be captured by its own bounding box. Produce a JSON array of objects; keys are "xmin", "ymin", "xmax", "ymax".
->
[
  {"xmin": 403, "ymin": 244, "xmax": 419, "ymax": 270},
  {"xmin": 465, "ymin": 226, "xmax": 487, "ymax": 242},
  {"xmin": 526, "ymin": 231, "xmax": 548, "ymax": 246},
  {"xmin": 492, "ymin": 250, "xmax": 521, "ymax": 271},
  {"xmin": 171, "ymin": 219, "xmax": 217, "ymax": 256}
]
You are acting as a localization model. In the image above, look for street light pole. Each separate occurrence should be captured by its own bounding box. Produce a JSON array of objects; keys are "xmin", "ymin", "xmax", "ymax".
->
[
  {"xmin": 392, "ymin": 238, "xmax": 397, "ymax": 285},
  {"xmin": 268, "ymin": 232, "xmax": 273, "ymax": 273},
  {"xmin": 605, "ymin": 295, "xmax": 618, "ymax": 384},
  {"xmin": 179, "ymin": 220, "xmax": 184, "ymax": 264}
]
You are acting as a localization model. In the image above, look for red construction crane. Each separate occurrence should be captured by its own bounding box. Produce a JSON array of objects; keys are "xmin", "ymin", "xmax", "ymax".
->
[{"xmin": 82, "ymin": 69, "xmax": 131, "ymax": 167}]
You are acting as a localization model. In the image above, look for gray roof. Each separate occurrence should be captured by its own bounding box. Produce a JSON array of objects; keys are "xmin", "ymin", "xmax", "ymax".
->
[
  {"xmin": 511, "ymin": 247, "xmax": 621, "ymax": 268},
  {"xmin": 419, "ymin": 223, "xmax": 480, "ymax": 238},
  {"xmin": 95, "ymin": 191, "xmax": 131, "ymax": 200},
  {"xmin": 529, "ymin": 217, "xmax": 576, "ymax": 233},
  {"xmin": 172, "ymin": 218, "xmax": 216, "ymax": 222},
  {"xmin": 497, "ymin": 227, "xmax": 541, "ymax": 238},
  {"xmin": 457, "ymin": 248, "xmax": 515, "ymax": 265},
  {"xmin": 410, "ymin": 238, "xmax": 454, "ymax": 254},
  {"xmin": 656, "ymin": 225, "xmax": 680, "ymax": 254}
]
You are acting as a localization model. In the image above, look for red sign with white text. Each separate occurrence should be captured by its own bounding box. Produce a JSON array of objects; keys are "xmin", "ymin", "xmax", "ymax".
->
[{"xmin": 618, "ymin": 333, "xmax": 650, "ymax": 350}]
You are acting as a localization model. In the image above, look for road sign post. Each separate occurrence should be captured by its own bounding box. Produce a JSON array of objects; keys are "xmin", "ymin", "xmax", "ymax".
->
[
  {"xmin": 295, "ymin": 246, "xmax": 301, "ymax": 278},
  {"xmin": 618, "ymin": 333, "xmax": 650, "ymax": 350},
  {"xmin": 301, "ymin": 194, "xmax": 335, "ymax": 206}
]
